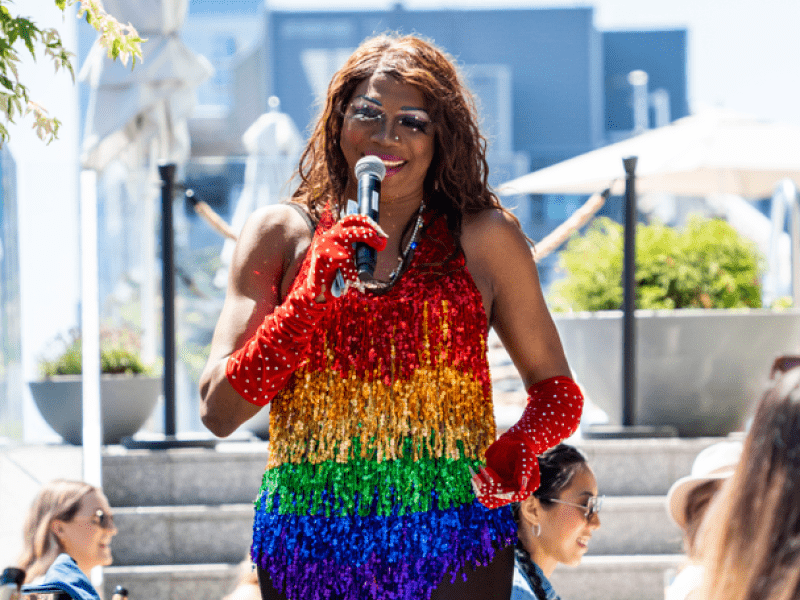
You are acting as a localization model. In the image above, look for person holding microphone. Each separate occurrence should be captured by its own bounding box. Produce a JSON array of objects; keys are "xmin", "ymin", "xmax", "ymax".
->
[{"xmin": 199, "ymin": 33, "xmax": 582, "ymax": 600}]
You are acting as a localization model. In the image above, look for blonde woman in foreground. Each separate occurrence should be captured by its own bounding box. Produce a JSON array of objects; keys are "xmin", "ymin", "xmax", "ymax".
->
[{"xmin": 18, "ymin": 479, "xmax": 117, "ymax": 585}]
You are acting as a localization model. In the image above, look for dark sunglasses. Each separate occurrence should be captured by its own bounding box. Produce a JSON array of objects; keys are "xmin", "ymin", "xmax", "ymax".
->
[{"xmin": 90, "ymin": 509, "xmax": 115, "ymax": 530}]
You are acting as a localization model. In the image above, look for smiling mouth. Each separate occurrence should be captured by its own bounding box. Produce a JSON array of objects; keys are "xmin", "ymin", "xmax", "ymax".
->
[
  {"xmin": 369, "ymin": 154, "xmax": 406, "ymax": 175},
  {"xmin": 577, "ymin": 536, "xmax": 591, "ymax": 548}
]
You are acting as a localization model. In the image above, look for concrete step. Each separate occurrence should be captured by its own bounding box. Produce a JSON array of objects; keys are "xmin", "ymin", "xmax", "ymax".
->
[
  {"xmin": 588, "ymin": 496, "xmax": 682, "ymax": 555},
  {"xmin": 551, "ymin": 554, "xmax": 684, "ymax": 600},
  {"xmin": 103, "ymin": 555, "xmax": 684, "ymax": 600},
  {"xmin": 103, "ymin": 442, "xmax": 268, "ymax": 507},
  {"xmin": 102, "ymin": 437, "xmax": 731, "ymax": 507},
  {"xmin": 578, "ymin": 437, "xmax": 727, "ymax": 496},
  {"xmin": 99, "ymin": 437, "xmax": 718, "ymax": 600},
  {"xmin": 109, "ymin": 497, "xmax": 682, "ymax": 567},
  {"xmin": 103, "ymin": 563, "xmax": 240, "ymax": 600},
  {"xmin": 112, "ymin": 505, "xmax": 253, "ymax": 566}
]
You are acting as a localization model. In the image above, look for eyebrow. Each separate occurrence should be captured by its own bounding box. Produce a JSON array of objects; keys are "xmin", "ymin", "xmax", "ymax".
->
[{"xmin": 355, "ymin": 95, "xmax": 429, "ymax": 113}]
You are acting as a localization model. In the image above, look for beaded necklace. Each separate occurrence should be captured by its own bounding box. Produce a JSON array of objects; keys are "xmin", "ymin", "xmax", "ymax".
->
[{"xmin": 359, "ymin": 199, "xmax": 426, "ymax": 294}]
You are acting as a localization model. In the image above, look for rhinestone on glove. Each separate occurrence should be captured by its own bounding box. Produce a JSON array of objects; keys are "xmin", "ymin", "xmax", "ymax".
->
[
  {"xmin": 227, "ymin": 214, "xmax": 386, "ymax": 406},
  {"xmin": 472, "ymin": 376, "xmax": 584, "ymax": 508}
]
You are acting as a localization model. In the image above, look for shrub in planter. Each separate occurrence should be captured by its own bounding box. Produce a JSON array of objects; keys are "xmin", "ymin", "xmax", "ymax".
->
[
  {"xmin": 548, "ymin": 215, "xmax": 764, "ymax": 312},
  {"xmin": 30, "ymin": 328, "xmax": 161, "ymax": 445},
  {"xmin": 546, "ymin": 215, "xmax": 800, "ymax": 437},
  {"xmin": 38, "ymin": 328, "xmax": 151, "ymax": 377}
]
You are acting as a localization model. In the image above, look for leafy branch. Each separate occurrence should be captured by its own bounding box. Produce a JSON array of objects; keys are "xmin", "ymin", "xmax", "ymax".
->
[{"xmin": 0, "ymin": 0, "xmax": 144, "ymax": 146}]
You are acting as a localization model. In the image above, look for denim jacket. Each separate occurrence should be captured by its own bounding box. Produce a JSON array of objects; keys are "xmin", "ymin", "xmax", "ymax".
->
[{"xmin": 511, "ymin": 545, "xmax": 561, "ymax": 600}]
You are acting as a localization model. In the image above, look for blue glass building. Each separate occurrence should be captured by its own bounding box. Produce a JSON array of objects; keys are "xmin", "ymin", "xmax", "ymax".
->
[
  {"xmin": 182, "ymin": 2, "xmax": 688, "ymax": 277},
  {"xmin": 67, "ymin": 2, "xmax": 689, "ymax": 432}
]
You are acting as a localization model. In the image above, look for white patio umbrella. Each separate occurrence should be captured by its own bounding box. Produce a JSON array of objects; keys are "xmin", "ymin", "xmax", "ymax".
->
[
  {"xmin": 498, "ymin": 108, "xmax": 800, "ymax": 434},
  {"xmin": 498, "ymin": 108, "xmax": 800, "ymax": 198},
  {"xmin": 80, "ymin": 0, "xmax": 213, "ymax": 171},
  {"xmin": 498, "ymin": 107, "xmax": 800, "ymax": 303},
  {"xmin": 78, "ymin": 0, "xmax": 212, "ymax": 482}
]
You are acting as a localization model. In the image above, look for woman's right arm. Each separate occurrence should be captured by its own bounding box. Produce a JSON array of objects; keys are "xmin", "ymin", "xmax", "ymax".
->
[
  {"xmin": 199, "ymin": 204, "xmax": 388, "ymax": 438},
  {"xmin": 199, "ymin": 204, "xmax": 307, "ymax": 437}
]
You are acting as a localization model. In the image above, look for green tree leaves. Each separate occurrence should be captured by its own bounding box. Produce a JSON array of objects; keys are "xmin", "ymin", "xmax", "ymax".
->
[
  {"xmin": 0, "ymin": 0, "xmax": 143, "ymax": 145},
  {"xmin": 75, "ymin": 1, "xmax": 144, "ymax": 67}
]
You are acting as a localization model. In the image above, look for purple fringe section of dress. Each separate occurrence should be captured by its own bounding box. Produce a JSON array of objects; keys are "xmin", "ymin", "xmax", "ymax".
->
[{"xmin": 252, "ymin": 496, "xmax": 515, "ymax": 600}]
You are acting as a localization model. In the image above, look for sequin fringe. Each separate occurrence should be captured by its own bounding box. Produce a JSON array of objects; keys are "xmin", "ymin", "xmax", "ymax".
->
[
  {"xmin": 251, "ymin": 212, "xmax": 510, "ymax": 600},
  {"xmin": 268, "ymin": 366, "xmax": 495, "ymax": 468},
  {"xmin": 258, "ymin": 438, "xmax": 482, "ymax": 516},
  {"xmin": 252, "ymin": 497, "xmax": 516, "ymax": 600}
]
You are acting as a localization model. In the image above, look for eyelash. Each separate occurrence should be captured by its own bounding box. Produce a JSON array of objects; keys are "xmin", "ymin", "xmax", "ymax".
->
[
  {"xmin": 349, "ymin": 106, "xmax": 430, "ymax": 134},
  {"xmin": 400, "ymin": 116, "xmax": 429, "ymax": 134}
]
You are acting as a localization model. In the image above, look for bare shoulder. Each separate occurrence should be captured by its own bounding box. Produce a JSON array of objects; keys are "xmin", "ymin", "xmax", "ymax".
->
[
  {"xmin": 237, "ymin": 202, "xmax": 313, "ymax": 251},
  {"xmin": 462, "ymin": 208, "xmax": 533, "ymax": 269},
  {"xmin": 462, "ymin": 208, "xmax": 568, "ymax": 384},
  {"xmin": 230, "ymin": 202, "xmax": 313, "ymax": 299}
]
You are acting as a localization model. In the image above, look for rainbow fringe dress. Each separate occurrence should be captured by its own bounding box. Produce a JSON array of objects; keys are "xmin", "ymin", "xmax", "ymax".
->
[{"xmin": 251, "ymin": 213, "xmax": 516, "ymax": 599}]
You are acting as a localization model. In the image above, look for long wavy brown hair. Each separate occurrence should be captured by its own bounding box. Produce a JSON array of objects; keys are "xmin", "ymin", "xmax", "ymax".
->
[
  {"xmin": 701, "ymin": 366, "xmax": 800, "ymax": 600},
  {"xmin": 291, "ymin": 32, "xmax": 518, "ymax": 243},
  {"xmin": 17, "ymin": 479, "xmax": 98, "ymax": 583}
]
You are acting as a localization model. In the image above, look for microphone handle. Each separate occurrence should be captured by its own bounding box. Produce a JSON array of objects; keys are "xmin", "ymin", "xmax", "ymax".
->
[
  {"xmin": 356, "ymin": 174, "xmax": 381, "ymax": 280},
  {"xmin": 330, "ymin": 199, "xmax": 359, "ymax": 298}
]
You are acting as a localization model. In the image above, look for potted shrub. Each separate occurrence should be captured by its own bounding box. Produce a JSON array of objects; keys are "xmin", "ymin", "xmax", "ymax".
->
[
  {"xmin": 548, "ymin": 215, "xmax": 800, "ymax": 436},
  {"xmin": 29, "ymin": 328, "xmax": 162, "ymax": 445}
]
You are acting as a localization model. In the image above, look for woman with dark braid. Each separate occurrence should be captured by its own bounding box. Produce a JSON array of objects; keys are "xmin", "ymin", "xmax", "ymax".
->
[
  {"xmin": 512, "ymin": 444, "xmax": 602, "ymax": 600},
  {"xmin": 199, "ymin": 32, "xmax": 583, "ymax": 600}
]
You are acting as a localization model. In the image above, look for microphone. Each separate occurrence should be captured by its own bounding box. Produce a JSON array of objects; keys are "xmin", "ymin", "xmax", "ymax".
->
[{"xmin": 354, "ymin": 155, "xmax": 386, "ymax": 281}]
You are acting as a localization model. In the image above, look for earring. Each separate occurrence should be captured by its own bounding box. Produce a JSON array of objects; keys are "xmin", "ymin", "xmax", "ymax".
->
[{"xmin": 532, "ymin": 523, "xmax": 541, "ymax": 537}]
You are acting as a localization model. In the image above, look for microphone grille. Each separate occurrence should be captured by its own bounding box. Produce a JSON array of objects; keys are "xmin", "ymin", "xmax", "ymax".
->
[{"xmin": 354, "ymin": 155, "xmax": 386, "ymax": 181}]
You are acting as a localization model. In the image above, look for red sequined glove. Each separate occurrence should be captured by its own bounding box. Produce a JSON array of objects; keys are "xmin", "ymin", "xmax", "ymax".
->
[
  {"xmin": 226, "ymin": 214, "xmax": 386, "ymax": 406},
  {"xmin": 472, "ymin": 376, "xmax": 584, "ymax": 508}
]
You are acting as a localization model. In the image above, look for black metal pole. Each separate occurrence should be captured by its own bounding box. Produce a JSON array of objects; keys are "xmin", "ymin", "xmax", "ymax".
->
[
  {"xmin": 159, "ymin": 163, "xmax": 177, "ymax": 438},
  {"xmin": 118, "ymin": 169, "xmax": 218, "ymax": 450},
  {"xmin": 622, "ymin": 156, "xmax": 638, "ymax": 427}
]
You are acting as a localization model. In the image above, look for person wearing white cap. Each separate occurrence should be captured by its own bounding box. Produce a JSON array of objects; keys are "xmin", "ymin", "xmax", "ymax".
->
[{"xmin": 664, "ymin": 440, "xmax": 743, "ymax": 600}]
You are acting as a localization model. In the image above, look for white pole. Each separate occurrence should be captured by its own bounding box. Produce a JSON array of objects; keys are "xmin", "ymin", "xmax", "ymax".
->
[
  {"xmin": 790, "ymin": 180, "xmax": 800, "ymax": 306},
  {"xmin": 628, "ymin": 70, "xmax": 649, "ymax": 134},
  {"xmin": 766, "ymin": 181, "xmax": 787, "ymax": 306},
  {"xmin": 141, "ymin": 142, "xmax": 159, "ymax": 366},
  {"xmin": 81, "ymin": 169, "xmax": 104, "ymax": 593},
  {"xmin": 80, "ymin": 169, "xmax": 102, "ymax": 488}
]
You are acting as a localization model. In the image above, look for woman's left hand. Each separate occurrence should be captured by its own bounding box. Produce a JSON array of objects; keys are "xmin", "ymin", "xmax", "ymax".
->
[
  {"xmin": 461, "ymin": 209, "xmax": 584, "ymax": 509},
  {"xmin": 472, "ymin": 376, "xmax": 584, "ymax": 508}
]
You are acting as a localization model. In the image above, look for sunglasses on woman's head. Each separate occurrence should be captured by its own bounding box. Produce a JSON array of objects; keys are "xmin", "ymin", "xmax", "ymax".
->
[{"xmin": 543, "ymin": 495, "xmax": 604, "ymax": 520}]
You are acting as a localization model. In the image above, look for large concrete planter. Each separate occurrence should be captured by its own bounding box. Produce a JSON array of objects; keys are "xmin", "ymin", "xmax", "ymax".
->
[
  {"xmin": 553, "ymin": 309, "xmax": 800, "ymax": 436},
  {"xmin": 29, "ymin": 375, "xmax": 162, "ymax": 445}
]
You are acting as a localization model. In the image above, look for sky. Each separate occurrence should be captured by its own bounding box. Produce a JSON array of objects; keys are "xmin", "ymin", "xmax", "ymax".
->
[{"xmin": 260, "ymin": 0, "xmax": 800, "ymax": 127}]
